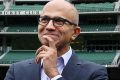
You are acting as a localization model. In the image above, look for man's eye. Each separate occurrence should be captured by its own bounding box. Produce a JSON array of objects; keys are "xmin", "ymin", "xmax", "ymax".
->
[
  {"xmin": 55, "ymin": 18, "xmax": 64, "ymax": 22},
  {"xmin": 41, "ymin": 18, "xmax": 49, "ymax": 23},
  {"xmin": 53, "ymin": 20, "xmax": 64, "ymax": 26},
  {"xmin": 55, "ymin": 21, "xmax": 63, "ymax": 24}
]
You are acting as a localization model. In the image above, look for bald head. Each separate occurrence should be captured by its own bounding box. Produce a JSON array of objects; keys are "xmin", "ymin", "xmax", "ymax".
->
[{"xmin": 41, "ymin": 0, "xmax": 79, "ymax": 26}]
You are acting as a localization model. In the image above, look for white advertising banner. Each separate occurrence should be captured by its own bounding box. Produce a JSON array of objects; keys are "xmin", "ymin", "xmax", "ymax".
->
[{"xmin": 0, "ymin": 11, "xmax": 41, "ymax": 15}]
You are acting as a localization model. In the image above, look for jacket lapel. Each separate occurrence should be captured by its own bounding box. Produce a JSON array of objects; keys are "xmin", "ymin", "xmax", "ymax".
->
[
  {"xmin": 27, "ymin": 52, "xmax": 82, "ymax": 80},
  {"xmin": 62, "ymin": 52, "xmax": 82, "ymax": 80},
  {"xmin": 28, "ymin": 59, "xmax": 41, "ymax": 80}
]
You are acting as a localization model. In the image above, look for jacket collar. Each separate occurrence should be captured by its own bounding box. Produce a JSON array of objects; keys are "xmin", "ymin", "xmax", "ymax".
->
[
  {"xmin": 28, "ymin": 50, "xmax": 82, "ymax": 80},
  {"xmin": 28, "ymin": 59, "xmax": 41, "ymax": 80},
  {"xmin": 62, "ymin": 51, "xmax": 82, "ymax": 80}
]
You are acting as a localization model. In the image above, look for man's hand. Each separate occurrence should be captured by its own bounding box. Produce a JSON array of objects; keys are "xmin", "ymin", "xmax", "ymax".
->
[{"xmin": 35, "ymin": 35, "xmax": 59, "ymax": 78}]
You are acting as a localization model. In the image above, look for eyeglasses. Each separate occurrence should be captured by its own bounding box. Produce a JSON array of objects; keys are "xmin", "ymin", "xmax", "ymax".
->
[{"xmin": 38, "ymin": 16, "xmax": 77, "ymax": 27}]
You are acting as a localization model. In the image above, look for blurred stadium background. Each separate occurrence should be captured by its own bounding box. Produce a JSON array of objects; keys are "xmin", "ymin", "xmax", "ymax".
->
[{"xmin": 0, "ymin": 0, "xmax": 120, "ymax": 80}]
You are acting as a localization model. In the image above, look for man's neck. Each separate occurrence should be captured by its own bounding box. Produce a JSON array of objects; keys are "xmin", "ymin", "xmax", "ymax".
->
[{"xmin": 57, "ymin": 45, "xmax": 70, "ymax": 57}]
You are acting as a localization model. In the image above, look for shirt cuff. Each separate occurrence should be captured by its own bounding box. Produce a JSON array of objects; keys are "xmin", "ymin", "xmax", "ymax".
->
[{"xmin": 51, "ymin": 75, "xmax": 62, "ymax": 80}]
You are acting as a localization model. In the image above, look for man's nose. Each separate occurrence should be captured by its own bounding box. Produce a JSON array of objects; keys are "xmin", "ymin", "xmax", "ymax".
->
[{"xmin": 45, "ymin": 20, "xmax": 56, "ymax": 31}]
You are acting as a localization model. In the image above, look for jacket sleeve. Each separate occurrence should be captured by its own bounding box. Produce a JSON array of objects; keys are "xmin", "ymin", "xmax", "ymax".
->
[
  {"xmin": 4, "ymin": 64, "xmax": 15, "ymax": 80},
  {"xmin": 90, "ymin": 66, "xmax": 108, "ymax": 80},
  {"xmin": 57, "ymin": 66, "xmax": 108, "ymax": 80}
]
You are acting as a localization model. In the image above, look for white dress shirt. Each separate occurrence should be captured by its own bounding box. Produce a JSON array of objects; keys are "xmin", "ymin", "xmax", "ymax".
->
[{"xmin": 41, "ymin": 47, "xmax": 72, "ymax": 80}]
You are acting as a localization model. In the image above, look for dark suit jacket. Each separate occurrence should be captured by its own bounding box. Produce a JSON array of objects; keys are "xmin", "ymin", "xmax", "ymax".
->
[{"xmin": 4, "ymin": 52, "xmax": 108, "ymax": 80}]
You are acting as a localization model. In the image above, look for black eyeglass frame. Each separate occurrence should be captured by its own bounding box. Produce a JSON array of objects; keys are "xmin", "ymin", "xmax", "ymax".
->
[{"xmin": 38, "ymin": 16, "xmax": 77, "ymax": 27}]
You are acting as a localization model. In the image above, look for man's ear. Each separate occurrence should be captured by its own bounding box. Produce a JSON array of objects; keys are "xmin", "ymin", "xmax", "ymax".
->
[{"xmin": 71, "ymin": 26, "xmax": 80, "ymax": 40}]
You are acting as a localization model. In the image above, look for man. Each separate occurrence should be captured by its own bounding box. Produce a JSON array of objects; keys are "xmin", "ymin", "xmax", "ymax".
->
[{"xmin": 4, "ymin": 0, "xmax": 108, "ymax": 80}]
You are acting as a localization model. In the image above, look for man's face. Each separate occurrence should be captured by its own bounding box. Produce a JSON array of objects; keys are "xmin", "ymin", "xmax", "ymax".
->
[{"xmin": 38, "ymin": 5, "xmax": 79, "ymax": 50}]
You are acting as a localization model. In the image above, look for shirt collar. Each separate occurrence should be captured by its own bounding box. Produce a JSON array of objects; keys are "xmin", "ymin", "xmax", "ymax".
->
[{"xmin": 61, "ymin": 46, "xmax": 72, "ymax": 66}]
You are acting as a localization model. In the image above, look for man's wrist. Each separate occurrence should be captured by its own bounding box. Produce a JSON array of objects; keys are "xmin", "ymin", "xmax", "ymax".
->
[{"xmin": 51, "ymin": 75, "xmax": 62, "ymax": 80}]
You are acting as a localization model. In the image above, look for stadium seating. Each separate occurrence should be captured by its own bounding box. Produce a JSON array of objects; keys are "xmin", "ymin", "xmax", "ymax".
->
[
  {"xmin": 0, "ymin": 50, "xmax": 35, "ymax": 64},
  {"xmin": 10, "ymin": 4, "xmax": 43, "ymax": 11},
  {"xmin": 75, "ymin": 2, "xmax": 114, "ymax": 12},
  {"xmin": 80, "ymin": 24, "xmax": 116, "ymax": 32},
  {"xmin": 75, "ymin": 50, "xmax": 116, "ymax": 65},
  {"xmin": 7, "ymin": 24, "xmax": 37, "ymax": 32}
]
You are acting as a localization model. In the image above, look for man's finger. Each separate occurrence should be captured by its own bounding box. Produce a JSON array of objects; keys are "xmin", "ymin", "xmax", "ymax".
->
[
  {"xmin": 43, "ymin": 35, "xmax": 56, "ymax": 48},
  {"xmin": 35, "ymin": 46, "xmax": 46, "ymax": 56},
  {"xmin": 35, "ymin": 47, "xmax": 42, "ymax": 56},
  {"xmin": 35, "ymin": 52, "xmax": 46, "ymax": 64}
]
